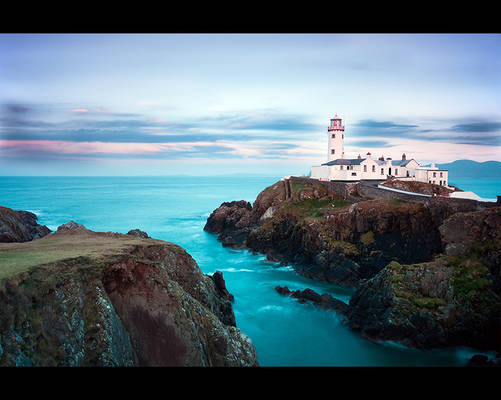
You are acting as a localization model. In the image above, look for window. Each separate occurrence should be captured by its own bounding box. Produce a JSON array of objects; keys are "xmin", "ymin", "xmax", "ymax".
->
[
  {"xmin": 340, "ymin": 165, "xmax": 343, "ymax": 170},
  {"xmin": 440, "ymin": 172, "xmax": 443, "ymax": 177},
  {"xmin": 342, "ymin": 134, "xmax": 344, "ymax": 139},
  {"xmin": 433, "ymin": 172, "xmax": 436, "ymax": 178},
  {"xmin": 351, "ymin": 172, "xmax": 356, "ymax": 176},
  {"xmin": 364, "ymin": 165, "xmax": 367, "ymax": 172},
  {"xmin": 331, "ymin": 149, "xmax": 335, "ymax": 154},
  {"xmin": 332, "ymin": 134, "xmax": 335, "ymax": 138},
  {"xmin": 372, "ymin": 165, "xmax": 375, "ymax": 172},
  {"xmin": 395, "ymin": 168, "xmax": 398, "ymax": 175},
  {"xmin": 381, "ymin": 168, "xmax": 384, "ymax": 175}
]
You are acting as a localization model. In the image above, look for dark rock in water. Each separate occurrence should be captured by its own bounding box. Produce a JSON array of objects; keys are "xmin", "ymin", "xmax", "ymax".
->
[
  {"xmin": 275, "ymin": 285, "xmax": 348, "ymax": 314},
  {"xmin": 0, "ymin": 226, "xmax": 257, "ymax": 366},
  {"xmin": 0, "ymin": 205, "xmax": 51, "ymax": 243},
  {"xmin": 210, "ymin": 271, "xmax": 236, "ymax": 327},
  {"xmin": 467, "ymin": 354, "xmax": 501, "ymax": 367},
  {"xmin": 204, "ymin": 200, "xmax": 253, "ymax": 248},
  {"xmin": 127, "ymin": 228, "xmax": 149, "ymax": 238},
  {"xmin": 275, "ymin": 285, "xmax": 292, "ymax": 296}
]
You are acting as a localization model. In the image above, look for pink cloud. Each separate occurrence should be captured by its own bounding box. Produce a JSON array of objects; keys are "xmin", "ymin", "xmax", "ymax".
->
[
  {"xmin": 72, "ymin": 108, "xmax": 89, "ymax": 113},
  {"xmin": 0, "ymin": 140, "xmax": 164, "ymax": 155}
]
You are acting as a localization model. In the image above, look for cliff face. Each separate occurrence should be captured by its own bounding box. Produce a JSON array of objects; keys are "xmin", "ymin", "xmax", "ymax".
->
[
  {"xmin": 204, "ymin": 177, "xmax": 491, "ymax": 287},
  {"xmin": 204, "ymin": 177, "xmax": 501, "ymax": 351},
  {"xmin": 0, "ymin": 206, "xmax": 51, "ymax": 243},
  {"xmin": 0, "ymin": 223, "xmax": 257, "ymax": 366},
  {"xmin": 341, "ymin": 206, "xmax": 501, "ymax": 351}
]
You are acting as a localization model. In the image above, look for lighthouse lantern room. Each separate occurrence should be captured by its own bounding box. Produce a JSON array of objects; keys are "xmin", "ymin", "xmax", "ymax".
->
[{"xmin": 327, "ymin": 114, "xmax": 345, "ymax": 162}]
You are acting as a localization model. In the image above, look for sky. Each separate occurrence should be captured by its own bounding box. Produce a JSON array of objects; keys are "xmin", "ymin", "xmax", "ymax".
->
[{"xmin": 1, "ymin": 33, "xmax": 500, "ymax": 176}]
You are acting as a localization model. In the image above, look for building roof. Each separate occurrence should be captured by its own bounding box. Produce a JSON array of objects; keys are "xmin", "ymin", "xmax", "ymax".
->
[
  {"xmin": 391, "ymin": 159, "xmax": 415, "ymax": 166},
  {"xmin": 322, "ymin": 158, "xmax": 366, "ymax": 166}
]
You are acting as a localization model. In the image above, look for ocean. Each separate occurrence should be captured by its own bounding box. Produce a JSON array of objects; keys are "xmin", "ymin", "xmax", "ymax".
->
[{"xmin": 1, "ymin": 175, "xmax": 499, "ymax": 366}]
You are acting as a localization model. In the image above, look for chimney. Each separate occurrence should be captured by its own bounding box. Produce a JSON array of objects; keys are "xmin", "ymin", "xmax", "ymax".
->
[
  {"xmin": 358, "ymin": 154, "xmax": 361, "ymax": 159},
  {"xmin": 366, "ymin": 152, "xmax": 372, "ymax": 159},
  {"xmin": 402, "ymin": 153, "xmax": 406, "ymax": 161},
  {"xmin": 379, "ymin": 155, "xmax": 385, "ymax": 161}
]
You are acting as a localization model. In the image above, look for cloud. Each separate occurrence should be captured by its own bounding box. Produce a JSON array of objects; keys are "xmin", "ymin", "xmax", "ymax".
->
[
  {"xmin": 353, "ymin": 120, "xmax": 419, "ymax": 130},
  {"xmin": 450, "ymin": 121, "xmax": 501, "ymax": 133}
]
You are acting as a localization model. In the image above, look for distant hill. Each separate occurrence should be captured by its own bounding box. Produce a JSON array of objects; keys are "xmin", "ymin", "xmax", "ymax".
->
[{"xmin": 437, "ymin": 160, "xmax": 501, "ymax": 179}]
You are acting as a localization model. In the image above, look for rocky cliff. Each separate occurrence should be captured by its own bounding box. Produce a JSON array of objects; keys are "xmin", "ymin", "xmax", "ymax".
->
[
  {"xmin": 0, "ymin": 206, "xmax": 51, "ymax": 243},
  {"xmin": 0, "ymin": 222, "xmax": 258, "ymax": 366},
  {"xmin": 204, "ymin": 177, "xmax": 492, "ymax": 287},
  {"xmin": 347, "ymin": 206, "xmax": 501, "ymax": 350},
  {"xmin": 204, "ymin": 177, "xmax": 500, "ymax": 351}
]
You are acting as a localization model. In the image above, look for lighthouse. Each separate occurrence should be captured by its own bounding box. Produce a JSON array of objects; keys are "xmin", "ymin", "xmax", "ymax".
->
[{"xmin": 327, "ymin": 114, "xmax": 344, "ymax": 162}]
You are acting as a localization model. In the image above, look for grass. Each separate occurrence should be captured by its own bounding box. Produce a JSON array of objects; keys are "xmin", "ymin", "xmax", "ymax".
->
[
  {"xmin": 286, "ymin": 198, "xmax": 350, "ymax": 218},
  {"xmin": 449, "ymin": 258, "xmax": 490, "ymax": 300},
  {"xmin": 0, "ymin": 231, "xmax": 164, "ymax": 279},
  {"xmin": 394, "ymin": 288, "xmax": 447, "ymax": 310}
]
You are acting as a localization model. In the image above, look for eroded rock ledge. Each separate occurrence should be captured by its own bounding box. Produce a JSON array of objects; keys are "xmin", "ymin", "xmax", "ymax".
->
[
  {"xmin": 205, "ymin": 177, "xmax": 501, "ymax": 352},
  {"xmin": 0, "ymin": 222, "xmax": 258, "ymax": 366}
]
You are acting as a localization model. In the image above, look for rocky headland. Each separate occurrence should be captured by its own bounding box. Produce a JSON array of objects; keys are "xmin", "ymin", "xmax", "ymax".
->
[
  {"xmin": 0, "ymin": 205, "xmax": 51, "ymax": 243},
  {"xmin": 0, "ymin": 218, "xmax": 258, "ymax": 366},
  {"xmin": 204, "ymin": 176, "xmax": 501, "ymax": 352}
]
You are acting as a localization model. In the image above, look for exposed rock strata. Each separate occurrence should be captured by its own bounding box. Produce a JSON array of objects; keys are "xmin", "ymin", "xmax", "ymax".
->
[
  {"xmin": 0, "ymin": 205, "xmax": 51, "ymax": 243},
  {"xmin": 205, "ymin": 177, "xmax": 501, "ymax": 351},
  {"xmin": 0, "ymin": 223, "xmax": 257, "ymax": 366},
  {"xmin": 204, "ymin": 177, "xmax": 494, "ymax": 287},
  {"xmin": 347, "ymin": 206, "xmax": 501, "ymax": 351}
]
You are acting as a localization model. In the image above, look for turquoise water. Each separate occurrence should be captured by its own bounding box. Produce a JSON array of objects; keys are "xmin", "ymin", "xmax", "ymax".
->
[
  {"xmin": 447, "ymin": 178, "xmax": 501, "ymax": 199},
  {"xmin": 0, "ymin": 176, "xmax": 497, "ymax": 366}
]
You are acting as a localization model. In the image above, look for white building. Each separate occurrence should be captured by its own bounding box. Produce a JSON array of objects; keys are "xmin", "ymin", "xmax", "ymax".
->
[{"xmin": 311, "ymin": 115, "xmax": 449, "ymax": 186}]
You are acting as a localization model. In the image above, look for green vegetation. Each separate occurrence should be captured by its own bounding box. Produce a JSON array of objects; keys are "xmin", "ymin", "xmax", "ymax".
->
[
  {"xmin": 390, "ymin": 198, "xmax": 406, "ymax": 206},
  {"xmin": 360, "ymin": 231, "xmax": 375, "ymax": 246},
  {"xmin": 325, "ymin": 237, "xmax": 360, "ymax": 256},
  {"xmin": 394, "ymin": 288, "xmax": 447, "ymax": 310},
  {"xmin": 0, "ymin": 232, "xmax": 162, "ymax": 279},
  {"xmin": 448, "ymin": 258, "xmax": 490, "ymax": 301},
  {"xmin": 286, "ymin": 198, "xmax": 350, "ymax": 219}
]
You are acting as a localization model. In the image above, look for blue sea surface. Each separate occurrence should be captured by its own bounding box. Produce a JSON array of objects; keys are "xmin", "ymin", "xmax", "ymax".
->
[
  {"xmin": 447, "ymin": 178, "xmax": 501, "ymax": 199},
  {"xmin": 0, "ymin": 175, "xmax": 497, "ymax": 366}
]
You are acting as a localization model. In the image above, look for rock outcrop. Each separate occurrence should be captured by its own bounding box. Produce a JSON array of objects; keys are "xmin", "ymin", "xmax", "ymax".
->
[
  {"xmin": 346, "ymin": 206, "xmax": 501, "ymax": 351},
  {"xmin": 381, "ymin": 180, "xmax": 454, "ymax": 195},
  {"xmin": 0, "ymin": 223, "xmax": 258, "ymax": 366},
  {"xmin": 275, "ymin": 286, "xmax": 348, "ymax": 314},
  {"xmin": 0, "ymin": 206, "xmax": 51, "ymax": 243},
  {"xmin": 204, "ymin": 177, "xmax": 494, "ymax": 287},
  {"xmin": 205, "ymin": 177, "xmax": 501, "ymax": 352}
]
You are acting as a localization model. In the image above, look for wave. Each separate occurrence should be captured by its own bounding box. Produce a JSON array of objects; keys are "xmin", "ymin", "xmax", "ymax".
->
[{"xmin": 257, "ymin": 305, "xmax": 285, "ymax": 313}]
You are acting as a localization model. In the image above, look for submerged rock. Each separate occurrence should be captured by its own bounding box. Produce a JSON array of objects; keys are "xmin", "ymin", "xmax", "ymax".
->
[{"xmin": 275, "ymin": 285, "xmax": 348, "ymax": 314}]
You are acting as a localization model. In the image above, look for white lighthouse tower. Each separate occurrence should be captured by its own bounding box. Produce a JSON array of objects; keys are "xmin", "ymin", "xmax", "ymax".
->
[{"xmin": 327, "ymin": 114, "xmax": 345, "ymax": 162}]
